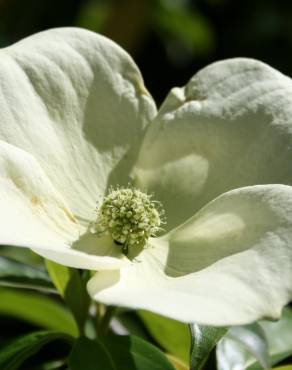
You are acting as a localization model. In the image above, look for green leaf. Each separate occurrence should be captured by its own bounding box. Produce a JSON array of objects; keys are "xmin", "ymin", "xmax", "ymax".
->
[
  {"xmin": 68, "ymin": 336, "xmax": 115, "ymax": 370},
  {"xmin": 139, "ymin": 310, "xmax": 190, "ymax": 363},
  {"xmin": 46, "ymin": 260, "xmax": 90, "ymax": 335},
  {"xmin": 152, "ymin": 1, "xmax": 214, "ymax": 55},
  {"xmin": 0, "ymin": 256, "xmax": 55, "ymax": 293},
  {"xmin": 0, "ymin": 246, "xmax": 42, "ymax": 265},
  {"xmin": 102, "ymin": 335, "xmax": 176, "ymax": 370},
  {"xmin": 69, "ymin": 335, "xmax": 176, "ymax": 370},
  {"xmin": 190, "ymin": 324, "xmax": 227, "ymax": 370},
  {"xmin": 45, "ymin": 259, "xmax": 71, "ymax": 297},
  {"xmin": 228, "ymin": 324, "xmax": 269, "ymax": 369},
  {"xmin": 34, "ymin": 359, "xmax": 67, "ymax": 370},
  {"xmin": 217, "ymin": 307, "xmax": 292, "ymax": 370},
  {"xmin": 0, "ymin": 330, "xmax": 73, "ymax": 370},
  {"xmin": 261, "ymin": 307, "xmax": 292, "ymax": 368},
  {"xmin": 0, "ymin": 288, "xmax": 78, "ymax": 337},
  {"xmin": 64, "ymin": 270, "xmax": 91, "ymax": 336},
  {"xmin": 117, "ymin": 311, "xmax": 151, "ymax": 340},
  {"xmin": 273, "ymin": 366, "xmax": 292, "ymax": 370},
  {"xmin": 166, "ymin": 354, "xmax": 189, "ymax": 370}
]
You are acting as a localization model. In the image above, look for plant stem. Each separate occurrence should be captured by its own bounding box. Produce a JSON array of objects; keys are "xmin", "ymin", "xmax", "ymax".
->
[{"xmin": 98, "ymin": 305, "xmax": 117, "ymax": 336}]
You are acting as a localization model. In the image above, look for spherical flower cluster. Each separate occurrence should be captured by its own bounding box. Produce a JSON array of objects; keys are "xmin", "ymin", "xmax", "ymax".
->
[{"xmin": 95, "ymin": 187, "xmax": 164, "ymax": 254}]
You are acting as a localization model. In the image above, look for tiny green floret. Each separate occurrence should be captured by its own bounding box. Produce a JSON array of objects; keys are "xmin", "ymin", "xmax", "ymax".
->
[{"xmin": 96, "ymin": 187, "xmax": 164, "ymax": 255}]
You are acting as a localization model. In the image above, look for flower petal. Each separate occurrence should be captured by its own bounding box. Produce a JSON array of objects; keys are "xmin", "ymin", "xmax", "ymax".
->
[
  {"xmin": 0, "ymin": 140, "xmax": 127, "ymax": 270},
  {"xmin": 0, "ymin": 28, "xmax": 156, "ymax": 224},
  {"xmin": 88, "ymin": 185, "xmax": 292, "ymax": 325},
  {"xmin": 133, "ymin": 58, "xmax": 292, "ymax": 230},
  {"xmin": 32, "ymin": 233, "xmax": 129, "ymax": 270}
]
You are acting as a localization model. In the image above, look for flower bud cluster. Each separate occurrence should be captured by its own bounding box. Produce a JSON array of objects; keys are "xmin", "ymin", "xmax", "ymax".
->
[{"xmin": 96, "ymin": 187, "xmax": 164, "ymax": 253}]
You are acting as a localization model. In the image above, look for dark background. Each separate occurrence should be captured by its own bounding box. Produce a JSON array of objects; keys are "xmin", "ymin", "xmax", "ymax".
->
[{"xmin": 0, "ymin": 0, "xmax": 291, "ymax": 104}]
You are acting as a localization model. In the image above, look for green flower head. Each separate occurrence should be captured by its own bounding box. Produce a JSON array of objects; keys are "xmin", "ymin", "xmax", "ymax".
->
[{"xmin": 95, "ymin": 187, "xmax": 164, "ymax": 255}]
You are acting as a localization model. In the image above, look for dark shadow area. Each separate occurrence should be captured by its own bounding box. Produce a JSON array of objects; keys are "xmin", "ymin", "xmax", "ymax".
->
[{"xmin": 0, "ymin": 0, "xmax": 291, "ymax": 104}]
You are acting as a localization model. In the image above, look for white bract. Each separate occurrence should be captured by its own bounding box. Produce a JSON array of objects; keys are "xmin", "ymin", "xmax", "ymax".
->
[{"xmin": 1, "ymin": 28, "xmax": 292, "ymax": 326}]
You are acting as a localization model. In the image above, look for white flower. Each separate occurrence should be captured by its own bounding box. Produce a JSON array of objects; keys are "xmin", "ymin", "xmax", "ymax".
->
[{"xmin": 1, "ymin": 27, "xmax": 292, "ymax": 326}]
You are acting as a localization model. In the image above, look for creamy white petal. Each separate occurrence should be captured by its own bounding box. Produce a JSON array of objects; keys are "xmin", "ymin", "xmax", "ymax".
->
[
  {"xmin": 0, "ymin": 27, "xmax": 156, "ymax": 224},
  {"xmin": 0, "ymin": 140, "xmax": 127, "ymax": 270},
  {"xmin": 133, "ymin": 58, "xmax": 292, "ymax": 230},
  {"xmin": 88, "ymin": 185, "xmax": 292, "ymax": 325},
  {"xmin": 32, "ymin": 234, "xmax": 129, "ymax": 270}
]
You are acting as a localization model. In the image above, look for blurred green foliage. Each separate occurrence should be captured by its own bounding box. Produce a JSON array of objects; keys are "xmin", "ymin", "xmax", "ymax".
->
[{"xmin": 0, "ymin": 0, "xmax": 292, "ymax": 102}]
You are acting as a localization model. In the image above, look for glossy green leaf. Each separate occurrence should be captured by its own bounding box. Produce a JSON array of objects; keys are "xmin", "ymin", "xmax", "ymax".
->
[
  {"xmin": 0, "ymin": 331, "xmax": 72, "ymax": 370},
  {"xmin": 228, "ymin": 324, "xmax": 269, "ymax": 369},
  {"xmin": 272, "ymin": 366, "xmax": 292, "ymax": 370},
  {"xmin": 0, "ymin": 256, "xmax": 55, "ymax": 293},
  {"xmin": 139, "ymin": 310, "xmax": 190, "ymax": 363},
  {"xmin": 35, "ymin": 359, "xmax": 67, "ymax": 370},
  {"xmin": 217, "ymin": 308, "xmax": 292, "ymax": 370},
  {"xmin": 260, "ymin": 308, "xmax": 292, "ymax": 368},
  {"xmin": 69, "ymin": 335, "xmax": 176, "ymax": 370},
  {"xmin": 0, "ymin": 288, "xmax": 78, "ymax": 337},
  {"xmin": 190, "ymin": 324, "xmax": 227, "ymax": 370}
]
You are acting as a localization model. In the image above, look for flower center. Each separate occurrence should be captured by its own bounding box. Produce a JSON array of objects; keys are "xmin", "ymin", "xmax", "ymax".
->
[{"xmin": 95, "ymin": 187, "xmax": 164, "ymax": 255}]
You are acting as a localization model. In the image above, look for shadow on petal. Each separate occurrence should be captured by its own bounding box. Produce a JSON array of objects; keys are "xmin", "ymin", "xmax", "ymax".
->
[
  {"xmin": 161, "ymin": 185, "xmax": 287, "ymax": 276},
  {"xmin": 72, "ymin": 232, "xmax": 125, "ymax": 260}
]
